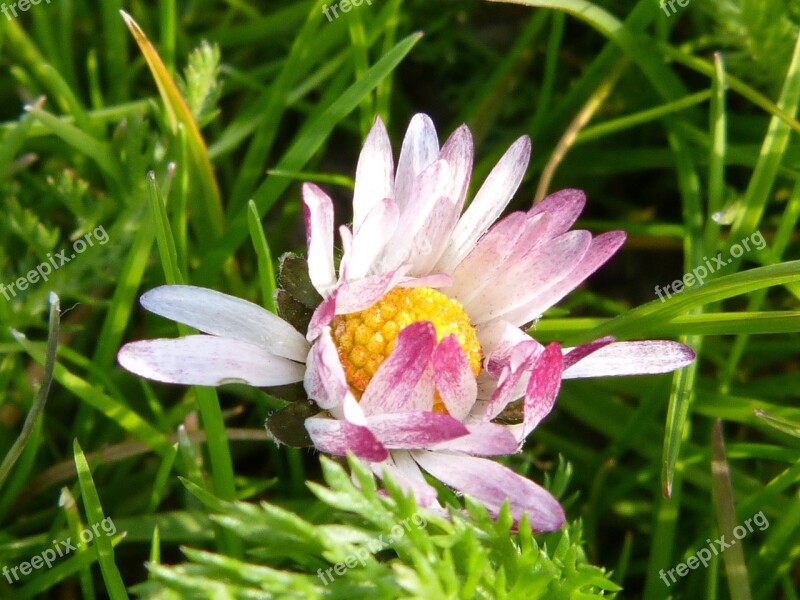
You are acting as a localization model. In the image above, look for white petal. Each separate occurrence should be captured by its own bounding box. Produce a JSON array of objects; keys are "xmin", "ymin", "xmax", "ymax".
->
[
  {"xmin": 118, "ymin": 336, "xmax": 305, "ymax": 386},
  {"xmin": 436, "ymin": 136, "xmax": 531, "ymax": 273},
  {"xmin": 353, "ymin": 117, "xmax": 394, "ymax": 230},
  {"xmin": 562, "ymin": 341, "xmax": 696, "ymax": 378},
  {"xmin": 349, "ymin": 198, "xmax": 400, "ymax": 279},
  {"xmin": 140, "ymin": 285, "xmax": 309, "ymax": 362},
  {"xmin": 394, "ymin": 114, "xmax": 439, "ymax": 211}
]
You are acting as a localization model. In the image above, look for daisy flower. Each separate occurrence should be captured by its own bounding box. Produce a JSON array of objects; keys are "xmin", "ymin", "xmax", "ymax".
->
[{"xmin": 118, "ymin": 114, "xmax": 695, "ymax": 532}]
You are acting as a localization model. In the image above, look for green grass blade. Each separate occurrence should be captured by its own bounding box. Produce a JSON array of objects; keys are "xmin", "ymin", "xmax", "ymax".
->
[
  {"xmin": 0, "ymin": 293, "xmax": 59, "ymax": 487},
  {"xmin": 711, "ymin": 421, "xmax": 752, "ymax": 600},
  {"xmin": 247, "ymin": 199, "xmax": 277, "ymax": 314}
]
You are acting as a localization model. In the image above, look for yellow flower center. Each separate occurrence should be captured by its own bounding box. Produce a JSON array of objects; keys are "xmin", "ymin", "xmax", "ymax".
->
[{"xmin": 331, "ymin": 287, "xmax": 482, "ymax": 406}]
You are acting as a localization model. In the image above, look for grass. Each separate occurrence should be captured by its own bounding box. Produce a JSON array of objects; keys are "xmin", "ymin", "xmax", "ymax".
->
[{"xmin": 0, "ymin": 0, "xmax": 799, "ymax": 598}]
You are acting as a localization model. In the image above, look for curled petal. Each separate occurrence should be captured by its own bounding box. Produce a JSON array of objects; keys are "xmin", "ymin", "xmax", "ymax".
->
[
  {"xmin": 302, "ymin": 184, "xmax": 337, "ymax": 295},
  {"xmin": 304, "ymin": 328, "xmax": 349, "ymax": 410},
  {"xmin": 519, "ymin": 342, "xmax": 562, "ymax": 440}
]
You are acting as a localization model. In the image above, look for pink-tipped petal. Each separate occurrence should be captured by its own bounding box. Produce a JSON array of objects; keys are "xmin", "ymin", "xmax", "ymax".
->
[
  {"xmin": 562, "ymin": 340, "xmax": 696, "ymax": 379},
  {"xmin": 433, "ymin": 334, "xmax": 478, "ymax": 420},
  {"xmin": 304, "ymin": 328, "xmax": 349, "ymax": 410},
  {"xmin": 465, "ymin": 229, "xmax": 592, "ymax": 324},
  {"xmin": 302, "ymin": 183, "xmax": 337, "ymax": 296},
  {"xmin": 499, "ymin": 231, "xmax": 627, "ymax": 326},
  {"xmin": 337, "ymin": 225, "xmax": 354, "ymax": 283},
  {"xmin": 366, "ymin": 411, "xmax": 469, "ymax": 448},
  {"xmin": 437, "ymin": 136, "xmax": 531, "ymax": 273},
  {"xmin": 446, "ymin": 211, "xmax": 529, "ymax": 301},
  {"xmin": 530, "ymin": 188, "xmax": 586, "ymax": 236},
  {"xmin": 412, "ymin": 452, "xmax": 565, "ymax": 532},
  {"xmin": 353, "ymin": 117, "xmax": 394, "ymax": 230},
  {"xmin": 140, "ymin": 285, "xmax": 309, "ymax": 362},
  {"xmin": 305, "ymin": 417, "xmax": 388, "ymax": 462},
  {"xmin": 518, "ymin": 342, "xmax": 562, "ymax": 440},
  {"xmin": 359, "ymin": 321, "xmax": 437, "ymax": 416},
  {"xmin": 395, "ymin": 114, "xmax": 440, "ymax": 211},
  {"xmin": 118, "ymin": 336, "xmax": 305, "ymax": 387},
  {"xmin": 429, "ymin": 423, "xmax": 519, "ymax": 455}
]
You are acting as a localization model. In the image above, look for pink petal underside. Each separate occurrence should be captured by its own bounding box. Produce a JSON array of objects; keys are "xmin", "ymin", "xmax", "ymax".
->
[
  {"xmin": 407, "ymin": 363, "xmax": 435, "ymax": 413},
  {"xmin": 117, "ymin": 336, "xmax": 305, "ymax": 387},
  {"xmin": 304, "ymin": 327, "xmax": 350, "ymax": 410},
  {"xmin": 436, "ymin": 135, "xmax": 532, "ymax": 274},
  {"xmin": 529, "ymin": 188, "xmax": 586, "ymax": 236},
  {"xmin": 372, "ymin": 451, "xmax": 441, "ymax": 507},
  {"xmin": 394, "ymin": 114, "xmax": 440, "ymax": 212},
  {"xmin": 496, "ymin": 231, "xmax": 627, "ymax": 327},
  {"xmin": 445, "ymin": 211, "xmax": 528, "ymax": 301},
  {"xmin": 365, "ymin": 411, "xmax": 469, "ymax": 448},
  {"xmin": 429, "ymin": 422, "xmax": 519, "ymax": 455},
  {"xmin": 139, "ymin": 285, "xmax": 309, "ymax": 362},
  {"xmin": 377, "ymin": 159, "xmax": 451, "ymax": 273},
  {"xmin": 348, "ymin": 198, "xmax": 400, "ymax": 280},
  {"xmin": 518, "ymin": 342, "xmax": 562, "ymax": 440},
  {"xmin": 465, "ymin": 229, "xmax": 593, "ymax": 325},
  {"xmin": 483, "ymin": 343, "xmax": 541, "ymax": 420},
  {"xmin": 305, "ymin": 417, "xmax": 388, "ymax": 462},
  {"xmin": 432, "ymin": 334, "xmax": 478, "ymax": 420},
  {"xmin": 359, "ymin": 321, "xmax": 437, "ymax": 416},
  {"xmin": 412, "ymin": 451, "xmax": 565, "ymax": 532},
  {"xmin": 562, "ymin": 340, "xmax": 696, "ymax": 379},
  {"xmin": 302, "ymin": 183, "xmax": 337, "ymax": 296},
  {"xmin": 562, "ymin": 336, "xmax": 616, "ymax": 371},
  {"xmin": 478, "ymin": 321, "xmax": 543, "ymax": 377},
  {"xmin": 352, "ymin": 117, "xmax": 394, "ymax": 231}
]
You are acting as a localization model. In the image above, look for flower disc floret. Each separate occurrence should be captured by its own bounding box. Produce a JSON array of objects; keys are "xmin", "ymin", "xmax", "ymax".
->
[{"xmin": 331, "ymin": 287, "xmax": 482, "ymax": 397}]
